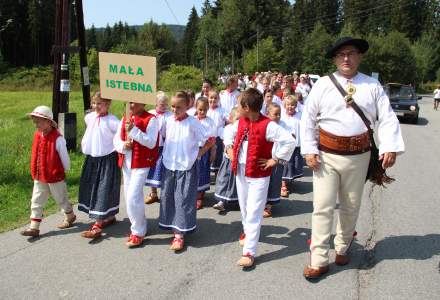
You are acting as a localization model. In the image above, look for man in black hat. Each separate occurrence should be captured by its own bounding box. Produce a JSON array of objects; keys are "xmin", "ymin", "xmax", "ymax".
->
[{"xmin": 300, "ymin": 37, "xmax": 405, "ymax": 279}]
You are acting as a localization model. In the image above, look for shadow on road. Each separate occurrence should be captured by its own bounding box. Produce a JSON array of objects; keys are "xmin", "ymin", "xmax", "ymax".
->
[
  {"xmin": 257, "ymin": 227, "xmax": 311, "ymax": 265},
  {"xmin": 359, "ymin": 234, "xmax": 440, "ymax": 269},
  {"xmin": 398, "ymin": 116, "xmax": 429, "ymax": 126}
]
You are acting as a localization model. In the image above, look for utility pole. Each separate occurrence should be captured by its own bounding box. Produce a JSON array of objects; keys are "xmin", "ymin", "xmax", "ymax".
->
[
  {"xmin": 73, "ymin": 0, "xmax": 91, "ymax": 112},
  {"xmin": 59, "ymin": 0, "xmax": 70, "ymax": 113},
  {"xmin": 52, "ymin": 0, "xmax": 78, "ymax": 151},
  {"xmin": 52, "ymin": 0, "xmax": 63, "ymax": 122}
]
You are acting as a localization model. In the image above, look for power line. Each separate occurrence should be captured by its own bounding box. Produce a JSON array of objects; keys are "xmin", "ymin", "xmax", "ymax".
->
[{"xmin": 164, "ymin": 0, "xmax": 180, "ymax": 25}]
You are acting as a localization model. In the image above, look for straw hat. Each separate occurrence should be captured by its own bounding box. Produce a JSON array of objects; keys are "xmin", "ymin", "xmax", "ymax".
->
[{"xmin": 28, "ymin": 106, "xmax": 57, "ymax": 127}]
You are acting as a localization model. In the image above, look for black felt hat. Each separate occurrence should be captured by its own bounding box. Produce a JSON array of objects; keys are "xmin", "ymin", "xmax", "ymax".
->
[{"xmin": 325, "ymin": 36, "xmax": 369, "ymax": 59}]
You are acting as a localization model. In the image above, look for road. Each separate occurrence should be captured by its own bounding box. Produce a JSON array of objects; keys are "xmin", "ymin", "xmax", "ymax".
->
[{"xmin": 0, "ymin": 96, "xmax": 439, "ymax": 299}]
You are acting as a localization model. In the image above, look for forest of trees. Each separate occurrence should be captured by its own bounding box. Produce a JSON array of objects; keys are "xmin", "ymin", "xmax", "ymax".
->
[{"xmin": 1, "ymin": 0, "xmax": 439, "ymax": 85}]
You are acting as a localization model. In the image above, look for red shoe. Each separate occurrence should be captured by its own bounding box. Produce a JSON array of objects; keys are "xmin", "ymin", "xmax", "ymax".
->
[
  {"xmin": 263, "ymin": 207, "xmax": 272, "ymax": 218},
  {"xmin": 280, "ymin": 186, "xmax": 289, "ymax": 197},
  {"xmin": 170, "ymin": 237, "xmax": 184, "ymax": 251},
  {"xmin": 196, "ymin": 199, "xmax": 203, "ymax": 210},
  {"xmin": 81, "ymin": 223, "xmax": 102, "ymax": 239},
  {"xmin": 239, "ymin": 233, "xmax": 246, "ymax": 247},
  {"xmin": 126, "ymin": 233, "xmax": 144, "ymax": 248}
]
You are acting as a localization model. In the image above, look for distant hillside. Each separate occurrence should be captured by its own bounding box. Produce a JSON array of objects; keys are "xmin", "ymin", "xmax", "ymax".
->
[{"xmin": 94, "ymin": 24, "xmax": 186, "ymax": 41}]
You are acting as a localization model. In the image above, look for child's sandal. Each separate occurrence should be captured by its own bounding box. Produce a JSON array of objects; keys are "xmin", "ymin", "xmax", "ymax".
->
[
  {"xmin": 81, "ymin": 223, "xmax": 102, "ymax": 239},
  {"xmin": 237, "ymin": 253, "xmax": 255, "ymax": 267},
  {"xmin": 170, "ymin": 237, "xmax": 184, "ymax": 251},
  {"xmin": 263, "ymin": 207, "xmax": 272, "ymax": 218},
  {"xmin": 20, "ymin": 228, "xmax": 40, "ymax": 237},
  {"xmin": 196, "ymin": 199, "xmax": 203, "ymax": 210},
  {"xmin": 145, "ymin": 193, "xmax": 159, "ymax": 205},
  {"xmin": 126, "ymin": 233, "xmax": 144, "ymax": 248},
  {"xmin": 280, "ymin": 187, "xmax": 289, "ymax": 197},
  {"xmin": 57, "ymin": 214, "xmax": 76, "ymax": 229}
]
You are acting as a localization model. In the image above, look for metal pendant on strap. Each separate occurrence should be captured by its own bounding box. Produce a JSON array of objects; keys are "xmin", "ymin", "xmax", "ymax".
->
[{"xmin": 344, "ymin": 83, "xmax": 356, "ymax": 106}]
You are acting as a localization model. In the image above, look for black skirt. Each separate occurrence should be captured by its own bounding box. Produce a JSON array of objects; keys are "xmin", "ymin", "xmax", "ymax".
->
[{"xmin": 78, "ymin": 152, "xmax": 121, "ymax": 219}]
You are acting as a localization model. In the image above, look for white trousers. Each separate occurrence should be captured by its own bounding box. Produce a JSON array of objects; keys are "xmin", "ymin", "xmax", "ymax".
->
[
  {"xmin": 236, "ymin": 164, "xmax": 270, "ymax": 256},
  {"xmin": 310, "ymin": 151, "xmax": 370, "ymax": 268},
  {"xmin": 122, "ymin": 163, "xmax": 149, "ymax": 237},
  {"xmin": 30, "ymin": 180, "xmax": 73, "ymax": 228}
]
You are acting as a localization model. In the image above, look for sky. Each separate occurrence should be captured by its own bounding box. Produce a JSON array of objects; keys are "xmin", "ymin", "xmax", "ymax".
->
[{"xmin": 83, "ymin": 0, "xmax": 205, "ymax": 28}]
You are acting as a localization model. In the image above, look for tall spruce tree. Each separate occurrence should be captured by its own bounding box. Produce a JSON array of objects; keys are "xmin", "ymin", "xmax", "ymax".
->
[{"xmin": 182, "ymin": 7, "xmax": 200, "ymax": 65}]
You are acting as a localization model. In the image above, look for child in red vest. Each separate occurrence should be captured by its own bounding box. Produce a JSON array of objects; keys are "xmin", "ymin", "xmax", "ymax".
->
[
  {"xmin": 21, "ymin": 106, "xmax": 76, "ymax": 237},
  {"xmin": 225, "ymin": 88, "xmax": 295, "ymax": 267},
  {"xmin": 114, "ymin": 102, "xmax": 159, "ymax": 248}
]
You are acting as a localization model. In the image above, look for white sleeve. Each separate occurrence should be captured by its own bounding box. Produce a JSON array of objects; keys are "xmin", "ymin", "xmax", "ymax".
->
[
  {"xmin": 266, "ymin": 121, "xmax": 295, "ymax": 161},
  {"xmin": 218, "ymin": 126, "xmax": 225, "ymax": 140},
  {"xmin": 128, "ymin": 117, "xmax": 159, "ymax": 149},
  {"xmin": 223, "ymin": 121, "xmax": 238, "ymax": 147},
  {"xmin": 113, "ymin": 120, "xmax": 127, "ymax": 154},
  {"xmin": 375, "ymin": 85, "xmax": 405, "ymax": 155},
  {"xmin": 109, "ymin": 115, "xmax": 120, "ymax": 134},
  {"xmin": 300, "ymin": 82, "xmax": 321, "ymax": 155},
  {"xmin": 56, "ymin": 136, "xmax": 70, "ymax": 171}
]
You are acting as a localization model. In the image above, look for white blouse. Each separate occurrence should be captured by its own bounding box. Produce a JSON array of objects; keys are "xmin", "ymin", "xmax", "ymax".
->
[
  {"xmin": 219, "ymin": 89, "xmax": 240, "ymax": 118},
  {"xmin": 81, "ymin": 112, "xmax": 119, "ymax": 157},
  {"xmin": 148, "ymin": 109, "xmax": 172, "ymax": 147},
  {"xmin": 207, "ymin": 107, "xmax": 227, "ymax": 137},
  {"xmin": 282, "ymin": 113, "xmax": 301, "ymax": 147},
  {"xmin": 113, "ymin": 116, "xmax": 159, "ymax": 169},
  {"xmin": 300, "ymin": 72, "xmax": 405, "ymax": 156},
  {"xmin": 198, "ymin": 116, "xmax": 216, "ymax": 142},
  {"xmin": 161, "ymin": 115, "xmax": 210, "ymax": 171}
]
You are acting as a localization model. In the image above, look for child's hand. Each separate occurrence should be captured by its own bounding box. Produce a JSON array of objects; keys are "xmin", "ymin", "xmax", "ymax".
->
[
  {"xmin": 124, "ymin": 141, "xmax": 133, "ymax": 150},
  {"xmin": 126, "ymin": 122, "xmax": 134, "ymax": 132},
  {"xmin": 226, "ymin": 148, "xmax": 234, "ymax": 160},
  {"xmin": 258, "ymin": 158, "xmax": 277, "ymax": 170}
]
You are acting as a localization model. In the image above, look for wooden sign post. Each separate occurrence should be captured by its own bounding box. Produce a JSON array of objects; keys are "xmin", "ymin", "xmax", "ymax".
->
[{"xmin": 99, "ymin": 52, "xmax": 157, "ymax": 135}]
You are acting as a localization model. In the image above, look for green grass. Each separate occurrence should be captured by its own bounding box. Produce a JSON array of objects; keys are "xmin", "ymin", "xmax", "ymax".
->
[{"xmin": 0, "ymin": 91, "xmax": 131, "ymax": 232}]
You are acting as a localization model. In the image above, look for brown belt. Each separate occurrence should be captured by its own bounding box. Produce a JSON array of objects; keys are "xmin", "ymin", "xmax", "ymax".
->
[{"xmin": 318, "ymin": 128, "xmax": 370, "ymax": 155}]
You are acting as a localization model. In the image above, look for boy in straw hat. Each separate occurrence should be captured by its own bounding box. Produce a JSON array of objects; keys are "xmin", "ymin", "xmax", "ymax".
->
[{"xmin": 21, "ymin": 106, "xmax": 76, "ymax": 237}]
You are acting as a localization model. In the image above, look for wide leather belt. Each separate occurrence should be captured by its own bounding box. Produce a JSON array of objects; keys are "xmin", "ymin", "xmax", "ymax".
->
[{"xmin": 318, "ymin": 128, "xmax": 370, "ymax": 155}]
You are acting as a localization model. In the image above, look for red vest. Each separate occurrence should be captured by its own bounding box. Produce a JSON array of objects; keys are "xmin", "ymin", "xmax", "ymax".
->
[
  {"xmin": 118, "ymin": 111, "xmax": 159, "ymax": 169},
  {"xmin": 30, "ymin": 129, "xmax": 65, "ymax": 183},
  {"xmin": 232, "ymin": 114, "xmax": 274, "ymax": 178}
]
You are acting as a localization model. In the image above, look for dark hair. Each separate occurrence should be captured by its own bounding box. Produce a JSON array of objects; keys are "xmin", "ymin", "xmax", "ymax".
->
[
  {"xmin": 240, "ymin": 88, "xmax": 263, "ymax": 112},
  {"xmin": 174, "ymin": 90, "xmax": 190, "ymax": 106},
  {"xmin": 202, "ymin": 78, "xmax": 213, "ymax": 87},
  {"xmin": 263, "ymin": 89, "xmax": 273, "ymax": 97},
  {"xmin": 196, "ymin": 96, "xmax": 209, "ymax": 107},
  {"xmin": 227, "ymin": 76, "xmax": 237, "ymax": 87},
  {"xmin": 272, "ymin": 81, "xmax": 281, "ymax": 92},
  {"xmin": 186, "ymin": 89, "xmax": 195, "ymax": 100}
]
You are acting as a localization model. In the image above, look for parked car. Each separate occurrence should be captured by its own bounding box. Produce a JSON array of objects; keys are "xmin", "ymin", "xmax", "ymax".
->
[{"xmin": 384, "ymin": 83, "xmax": 420, "ymax": 124}]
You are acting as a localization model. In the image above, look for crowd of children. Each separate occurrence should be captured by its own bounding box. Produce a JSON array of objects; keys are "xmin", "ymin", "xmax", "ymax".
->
[{"xmin": 21, "ymin": 72, "xmax": 307, "ymax": 268}]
